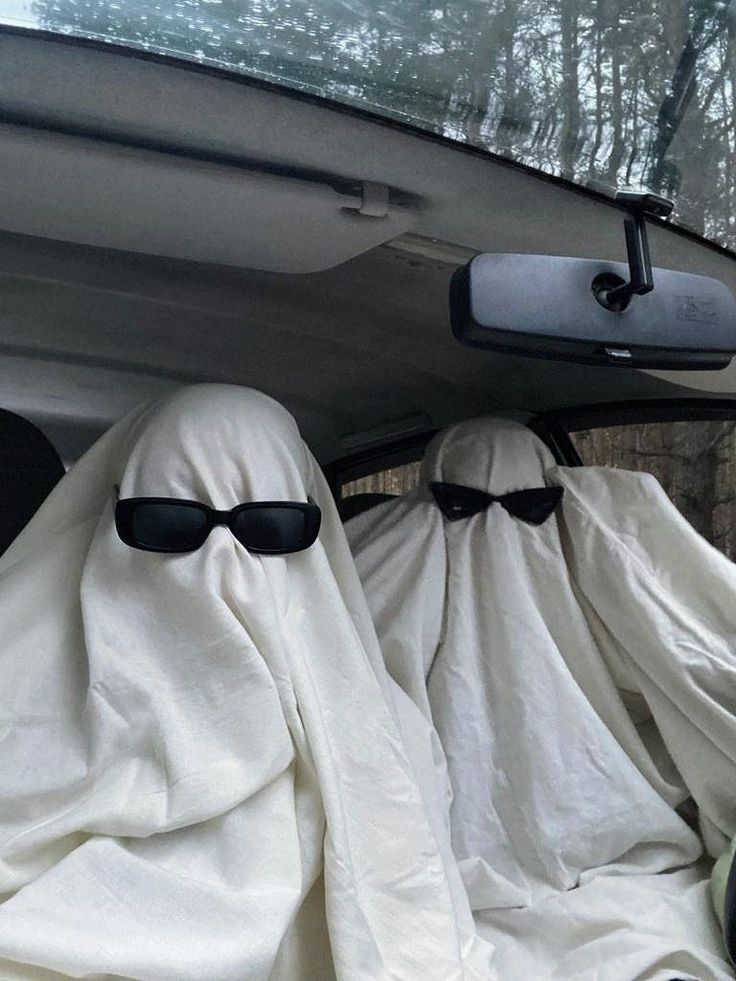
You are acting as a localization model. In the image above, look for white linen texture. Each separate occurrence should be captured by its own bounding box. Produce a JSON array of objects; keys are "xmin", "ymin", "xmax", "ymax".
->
[
  {"xmin": 0, "ymin": 385, "xmax": 495, "ymax": 981},
  {"xmin": 347, "ymin": 415, "xmax": 736, "ymax": 981}
]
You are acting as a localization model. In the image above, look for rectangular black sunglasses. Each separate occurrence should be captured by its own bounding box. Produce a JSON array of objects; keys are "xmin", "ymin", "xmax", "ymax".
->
[{"xmin": 114, "ymin": 488, "xmax": 321, "ymax": 555}]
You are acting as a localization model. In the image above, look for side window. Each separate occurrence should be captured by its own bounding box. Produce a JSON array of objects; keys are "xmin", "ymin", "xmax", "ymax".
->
[
  {"xmin": 341, "ymin": 462, "xmax": 421, "ymax": 500},
  {"xmin": 570, "ymin": 420, "xmax": 736, "ymax": 560}
]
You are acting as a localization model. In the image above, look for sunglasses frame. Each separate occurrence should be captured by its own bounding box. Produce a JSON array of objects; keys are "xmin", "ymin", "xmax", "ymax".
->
[{"xmin": 115, "ymin": 493, "xmax": 321, "ymax": 555}]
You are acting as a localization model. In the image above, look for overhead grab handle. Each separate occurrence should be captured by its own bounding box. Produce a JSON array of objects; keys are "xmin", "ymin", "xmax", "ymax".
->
[{"xmin": 594, "ymin": 190, "xmax": 674, "ymax": 312}]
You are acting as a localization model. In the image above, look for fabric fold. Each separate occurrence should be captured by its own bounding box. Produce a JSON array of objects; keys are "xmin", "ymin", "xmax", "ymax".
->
[{"xmin": 0, "ymin": 385, "xmax": 495, "ymax": 981}]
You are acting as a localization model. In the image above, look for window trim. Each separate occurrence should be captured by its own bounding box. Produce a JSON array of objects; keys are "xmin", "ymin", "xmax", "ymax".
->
[
  {"xmin": 532, "ymin": 398, "xmax": 736, "ymax": 467},
  {"xmin": 324, "ymin": 430, "xmax": 437, "ymax": 500}
]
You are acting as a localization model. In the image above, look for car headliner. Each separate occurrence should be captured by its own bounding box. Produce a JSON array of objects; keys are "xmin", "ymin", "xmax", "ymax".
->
[{"xmin": 1, "ymin": 27, "xmax": 735, "ymax": 465}]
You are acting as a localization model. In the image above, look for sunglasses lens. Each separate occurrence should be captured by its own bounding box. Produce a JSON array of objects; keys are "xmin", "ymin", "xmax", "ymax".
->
[
  {"xmin": 130, "ymin": 503, "xmax": 208, "ymax": 552},
  {"xmin": 233, "ymin": 506, "xmax": 311, "ymax": 553}
]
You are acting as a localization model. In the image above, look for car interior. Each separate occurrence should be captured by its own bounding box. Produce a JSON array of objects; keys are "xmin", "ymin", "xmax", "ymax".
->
[
  {"xmin": 2, "ymin": 28, "xmax": 736, "ymax": 477},
  {"xmin": 2, "ymin": 8, "xmax": 736, "ymax": 978}
]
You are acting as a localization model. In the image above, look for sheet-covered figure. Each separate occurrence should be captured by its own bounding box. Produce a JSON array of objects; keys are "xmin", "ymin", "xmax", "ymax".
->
[
  {"xmin": 0, "ymin": 384, "xmax": 495, "ymax": 981},
  {"xmin": 347, "ymin": 415, "xmax": 736, "ymax": 980}
]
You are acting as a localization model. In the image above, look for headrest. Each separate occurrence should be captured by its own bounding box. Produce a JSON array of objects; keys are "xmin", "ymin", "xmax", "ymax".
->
[
  {"xmin": 0, "ymin": 409, "xmax": 65, "ymax": 556},
  {"xmin": 420, "ymin": 416, "xmax": 555, "ymax": 495},
  {"xmin": 339, "ymin": 492, "xmax": 397, "ymax": 522}
]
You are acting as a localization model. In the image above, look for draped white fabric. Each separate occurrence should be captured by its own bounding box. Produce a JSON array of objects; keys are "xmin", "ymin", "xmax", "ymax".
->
[
  {"xmin": 0, "ymin": 385, "xmax": 495, "ymax": 981},
  {"xmin": 347, "ymin": 415, "xmax": 736, "ymax": 980}
]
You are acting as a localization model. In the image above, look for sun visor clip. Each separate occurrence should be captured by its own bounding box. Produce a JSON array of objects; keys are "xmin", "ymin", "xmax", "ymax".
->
[{"xmin": 342, "ymin": 181, "xmax": 390, "ymax": 218}]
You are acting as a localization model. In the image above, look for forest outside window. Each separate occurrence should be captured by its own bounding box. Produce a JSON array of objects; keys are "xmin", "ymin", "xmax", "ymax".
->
[
  {"xmin": 341, "ymin": 462, "xmax": 421, "ymax": 501},
  {"xmin": 570, "ymin": 420, "xmax": 736, "ymax": 560}
]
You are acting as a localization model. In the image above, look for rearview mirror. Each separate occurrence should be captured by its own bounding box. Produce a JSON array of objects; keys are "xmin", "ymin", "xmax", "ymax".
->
[{"xmin": 450, "ymin": 253, "xmax": 736, "ymax": 370}]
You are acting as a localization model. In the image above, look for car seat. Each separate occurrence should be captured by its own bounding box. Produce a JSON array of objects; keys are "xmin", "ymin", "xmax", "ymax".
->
[
  {"xmin": 338, "ymin": 492, "xmax": 396, "ymax": 522},
  {"xmin": 0, "ymin": 408, "xmax": 65, "ymax": 557}
]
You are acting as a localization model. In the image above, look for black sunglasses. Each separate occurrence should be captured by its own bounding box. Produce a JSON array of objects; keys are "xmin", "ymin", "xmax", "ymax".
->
[{"xmin": 114, "ymin": 489, "xmax": 321, "ymax": 555}]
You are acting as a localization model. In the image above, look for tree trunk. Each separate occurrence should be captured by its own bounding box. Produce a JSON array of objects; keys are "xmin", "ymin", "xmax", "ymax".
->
[{"xmin": 560, "ymin": 0, "xmax": 581, "ymax": 178}]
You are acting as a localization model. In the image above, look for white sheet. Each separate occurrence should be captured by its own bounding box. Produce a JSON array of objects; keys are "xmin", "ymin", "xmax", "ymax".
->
[
  {"xmin": 347, "ymin": 415, "xmax": 736, "ymax": 980},
  {"xmin": 552, "ymin": 463, "xmax": 736, "ymax": 857},
  {"xmin": 0, "ymin": 385, "xmax": 495, "ymax": 981}
]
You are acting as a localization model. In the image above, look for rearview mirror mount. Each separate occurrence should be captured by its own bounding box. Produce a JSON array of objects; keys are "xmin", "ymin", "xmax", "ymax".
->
[{"xmin": 450, "ymin": 193, "xmax": 736, "ymax": 370}]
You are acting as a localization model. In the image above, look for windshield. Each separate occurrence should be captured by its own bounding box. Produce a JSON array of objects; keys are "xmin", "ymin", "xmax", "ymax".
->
[{"xmin": 5, "ymin": 1, "xmax": 736, "ymax": 252}]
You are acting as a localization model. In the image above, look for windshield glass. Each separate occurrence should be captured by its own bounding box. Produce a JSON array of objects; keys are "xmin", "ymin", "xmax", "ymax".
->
[{"xmin": 5, "ymin": 1, "xmax": 736, "ymax": 251}]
